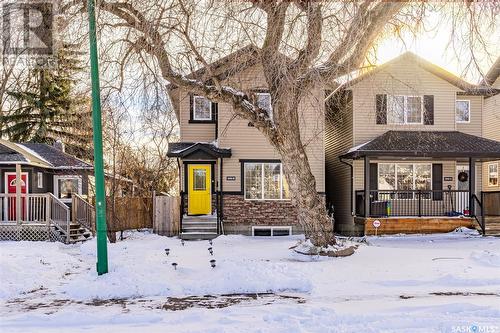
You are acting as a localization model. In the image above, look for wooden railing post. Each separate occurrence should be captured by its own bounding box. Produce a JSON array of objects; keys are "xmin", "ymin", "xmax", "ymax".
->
[{"xmin": 46, "ymin": 194, "xmax": 51, "ymax": 240}]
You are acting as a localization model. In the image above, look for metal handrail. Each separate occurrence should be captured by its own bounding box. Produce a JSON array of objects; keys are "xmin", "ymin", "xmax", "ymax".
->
[{"xmin": 471, "ymin": 194, "xmax": 485, "ymax": 235}]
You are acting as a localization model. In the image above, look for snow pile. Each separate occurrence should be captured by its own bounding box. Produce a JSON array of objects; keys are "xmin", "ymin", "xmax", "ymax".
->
[{"xmin": 470, "ymin": 250, "xmax": 500, "ymax": 267}]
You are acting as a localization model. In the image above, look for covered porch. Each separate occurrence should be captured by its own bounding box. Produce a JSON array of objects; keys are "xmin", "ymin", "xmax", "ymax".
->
[
  {"xmin": 167, "ymin": 142, "xmax": 232, "ymax": 239},
  {"xmin": 341, "ymin": 131, "xmax": 500, "ymax": 235}
]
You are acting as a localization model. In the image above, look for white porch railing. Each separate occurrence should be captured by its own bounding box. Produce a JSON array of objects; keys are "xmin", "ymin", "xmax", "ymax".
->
[
  {"xmin": 0, "ymin": 193, "xmax": 70, "ymax": 243},
  {"xmin": 47, "ymin": 193, "xmax": 71, "ymax": 242}
]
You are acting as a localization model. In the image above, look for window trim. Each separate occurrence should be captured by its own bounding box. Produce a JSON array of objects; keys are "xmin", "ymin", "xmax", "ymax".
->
[
  {"xmin": 192, "ymin": 95, "xmax": 213, "ymax": 122},
  {"xmin": 455, "ymin": 99, "xmax": 471, "ymax": 124},
  {"xmin": 53, "ymin": 175, "xmax": 83, "ymax": 203},
  {"xmin": 252, "ymin": 226, "xmax": 292, "ymax": 237},
  {"xmin": 387, "ymin": 95, "xmax": 424, "ymax": 125},
  {"xmin": 37, "ymin": 172, "xmax": 43, "ymax": 189},
  {"xmin": 377, "ymin": 163, "xmax": 433, "ymax": 200},
  {"xmin": 488, "ymin": 163, "xmax": 499, "ymax": 187},
  {"xmin": 242, "ymin": 161, "xmax": 290, "ymax": 201}
]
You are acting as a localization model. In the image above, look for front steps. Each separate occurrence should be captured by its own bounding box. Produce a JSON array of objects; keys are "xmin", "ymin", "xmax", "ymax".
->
[
  {"xmin": 180, "ymin": 215, "xmax": 218, "ymax": 240},
  {"xmin": 484, "ymin": 216, "xmax": 500, "ymax": 236},
  {"xmin": 56, "ymin": 223, "xmax": 93, "ymax": 243}
]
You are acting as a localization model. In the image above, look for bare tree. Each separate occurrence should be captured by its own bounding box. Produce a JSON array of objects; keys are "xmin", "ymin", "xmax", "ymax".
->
[{"xmin": 69, "ymin": 0, "xmax": 498, "ymax": 246}]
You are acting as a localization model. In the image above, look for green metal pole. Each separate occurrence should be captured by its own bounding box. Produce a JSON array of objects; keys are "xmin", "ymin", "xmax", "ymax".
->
[{"xmin": 87, "ymin": 0, "xmax": 108, "ymax": 275}]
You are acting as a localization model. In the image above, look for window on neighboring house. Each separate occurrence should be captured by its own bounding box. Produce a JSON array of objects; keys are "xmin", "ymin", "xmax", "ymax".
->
[
  {"xmin": 193, "ymin": 95, "xmax": 212, "ymax": 121},
  {"xmin": 378, "ymin": 163, "xmax": 431, "ymax": 199},
  {"xmin": 244, "ymin": 162, "xmax": 289, "ymax": 200},
  {"xmin": 387, "ymin": 95, "xmax": 423, "ymax": 124},
  {"xmin": 256, "ymin": 93, "xmax": 273, "ymax": 120},
  {"xmin": 456, "ymin": 100, "xmax": 470, "ymax": 123},
  {"xmin": 489, "ymin": 163, "xmax": 498, "ymax": 186},
  {"xmin": 37, "ymin": 172, "xmax": 43, "ymax": 188},
  {"xmin": 54, "ymin": 176, "xmax": 82, "ymax": 202}
]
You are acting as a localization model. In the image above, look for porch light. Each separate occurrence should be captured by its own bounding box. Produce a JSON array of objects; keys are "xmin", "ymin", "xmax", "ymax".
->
[
  {"xmin": 210, "ymin": 259, "xmax": 216, "ymax": 268},
  {"xmin": 172, "ymin": 262, "xmax": 178, "ymax": 270},
  {"xmin": 165, "ymin": 248, "xmax": 170, "ymax": 256},
  {"xmin": 208, "ymin": 247, "xmax": 213, "ymax": 255}
]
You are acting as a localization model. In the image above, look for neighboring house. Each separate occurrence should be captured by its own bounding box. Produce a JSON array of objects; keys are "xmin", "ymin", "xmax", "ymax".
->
[
  {"xmin": 326, "ymin": 52, "xmax": 500, "ymax": 236},
  {"xmin": 481, "ymin": 57, "xmax": 500, "ymax": 193},
  {"xmin": 0, "ymin": 139, "xmax": 95, "ymax": 243},
  {"xmin": 167, "ymin": 46, "xmax": 325, "ymax": 239}
]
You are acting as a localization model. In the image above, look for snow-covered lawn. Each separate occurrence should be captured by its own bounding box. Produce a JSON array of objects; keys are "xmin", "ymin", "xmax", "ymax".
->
[{"xmin": 1, "ymin": 229, "xmax": 499, "ymax": 332}]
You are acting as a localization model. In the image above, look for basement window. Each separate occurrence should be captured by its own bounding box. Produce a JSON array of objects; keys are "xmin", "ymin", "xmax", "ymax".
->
[{"xmin": 252, "ymin": 226, "xmax": 292, "ymax": 237}]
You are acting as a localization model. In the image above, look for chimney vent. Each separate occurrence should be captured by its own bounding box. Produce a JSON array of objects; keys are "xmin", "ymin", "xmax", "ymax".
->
[{"xmin": 53, "ymin": 140, "xmax": 65, "ymax": 152}]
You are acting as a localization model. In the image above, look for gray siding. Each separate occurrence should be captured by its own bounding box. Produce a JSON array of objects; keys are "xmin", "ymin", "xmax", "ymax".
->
[{"xmin": 325, "ymin": 91, "xmax": 355, "ymax": 233}]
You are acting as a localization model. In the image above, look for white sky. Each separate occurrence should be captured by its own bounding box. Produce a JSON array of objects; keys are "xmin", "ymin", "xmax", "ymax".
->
[{"xmin": 374, "ymin": 11, "xmax": 499, "ymax": 84}]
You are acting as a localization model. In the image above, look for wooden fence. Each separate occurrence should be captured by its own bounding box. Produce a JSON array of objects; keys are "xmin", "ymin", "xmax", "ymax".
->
[
  {"xmin": 153, "ymin": 196, "xmax": 180, "ymax": 236},
  {"xmin": 106, "ymin": 197, "xmax": 153, "ymax": 242},
  {"xmin": 483, "ymin": 191, "xmax": 500, "ymax": 216}
]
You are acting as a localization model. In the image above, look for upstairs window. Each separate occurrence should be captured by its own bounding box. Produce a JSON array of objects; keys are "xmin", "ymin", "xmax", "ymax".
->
[
  {"xmin": 456, "ymin": 100, "xmax": 470, "ymax": 123},
  {"xmin": 489, "ymin": 163, "xmax": 498, "ymax": 186},
  {"xmin": 387, "ymin": 95, "xmax": 423, "ymax": 124},
  {"xmin": 244, "ymin": 162, "xmax": 289, "ymax": 200},
  {"xmin": 193, "ymin": 96, "xmax": 212, "ymax": 121},
  {"xmin": 256, "ymin": 93, "xmax": 273, "ymax": 120}
]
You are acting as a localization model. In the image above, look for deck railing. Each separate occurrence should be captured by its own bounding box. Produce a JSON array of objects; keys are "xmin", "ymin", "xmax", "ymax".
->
[
  {"xmin": 355, "ymin": 190, "xmax": 472, "ymax": 218},
  {"xmin": 48, "ymin": 193, "xmax": 70, "ymax": 242},
  {"xmin": 72, "ymin": 194, "xmax": 95, "ymax": 234},
  {"xmin": 0, "ymin": 194, "xmax": 50, "ymax": 223}
]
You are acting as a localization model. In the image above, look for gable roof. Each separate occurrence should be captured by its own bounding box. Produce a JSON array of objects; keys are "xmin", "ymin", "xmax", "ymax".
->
[
  {"xmin": 168, "ymin": 45, "xmax": 260, "ymax": 91},
  {"xmin": 167, "ymin": 142, "xmax": 232, "ymax": 158},
  {"xmin": 340, "ymin": 131, "xmax": 500, "ymax": 160},
  {"xmin": 342, "ymin": 52, "xmax": 498, "ymax": 96},
  {"xmin": 20, "ymin": 143, "xmax": 93, "ymax": 169},
  {"xmin": 483, "ymin": 56, "xmax": 500, "ymax": 87},
  {"xmin": 0, "ymin": 139, "xmax": 92, "ymax": 169}
]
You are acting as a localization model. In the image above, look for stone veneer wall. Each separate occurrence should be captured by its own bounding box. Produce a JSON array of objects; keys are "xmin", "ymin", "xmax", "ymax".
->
[{"xmin": 222, "ymin": 194, "xmax": 329, "ymax": 235}]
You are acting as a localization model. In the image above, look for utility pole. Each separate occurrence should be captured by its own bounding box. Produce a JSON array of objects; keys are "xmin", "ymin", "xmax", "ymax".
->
[{"xmin": 87, "ymin": 0, "xmax": 108, "ymax": 275}]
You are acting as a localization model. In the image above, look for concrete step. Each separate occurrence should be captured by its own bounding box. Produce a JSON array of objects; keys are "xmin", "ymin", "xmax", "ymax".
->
[
  {"xmin": 182, "ymin": 221, "xmax": 217, "ymax": 227},
  {"xmin": 182, "ymin": 227, "xmax": 217, "ymax": 233},
  {"xmin": 183, "ymin": 215, "xmax": 217, "ymax": 223},
  {"xmin": 180, "ymin": 232, "xmax": 218, "ymax": 240}
]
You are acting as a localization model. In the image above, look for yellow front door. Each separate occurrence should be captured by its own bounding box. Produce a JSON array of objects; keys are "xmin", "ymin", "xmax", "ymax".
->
[{"xmin": 188, "ymin": 164, "xmax": 211, "ymax": 215}]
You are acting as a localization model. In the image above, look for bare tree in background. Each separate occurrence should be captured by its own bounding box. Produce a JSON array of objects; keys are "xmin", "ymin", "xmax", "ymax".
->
[{"xmin": 69, "ymin": 0, "xmax": 498, "ymax": 246}]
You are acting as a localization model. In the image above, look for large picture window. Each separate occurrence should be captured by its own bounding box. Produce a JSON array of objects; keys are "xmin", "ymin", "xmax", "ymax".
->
[
  {"xmin": 378, "ymin": 163, "xmax": 431, "ymax": 199},
  {"xmin": 54, "ymin": 176, "xmax": 82, "ymax": 202},
  {"xmin": 244, "ymin": 162, "xmax": 289, "ymax": 200},
  {"xmin": 193, "ymin": 95, "xmax": 212, "ymax": 121},
  {"xmin": 387, "ymin": 95, "xmax": 423, "ymax": 125},
  {"xmin": 489, "ymin": 163, "xmax": 498, "ymax": 186}
]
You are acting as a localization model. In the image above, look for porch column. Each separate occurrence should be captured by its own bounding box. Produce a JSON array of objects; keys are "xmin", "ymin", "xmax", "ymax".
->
[
  {"xmin": 469, "ymin": 157, "xmax": 475, "ymax": 216},
  {"xmin": 15, "ymin": 164, "xmax": 22, "ymax": 225},
  {"xmin": 364, "ymin": 156, "xmax": 370, "ymax": 217}
]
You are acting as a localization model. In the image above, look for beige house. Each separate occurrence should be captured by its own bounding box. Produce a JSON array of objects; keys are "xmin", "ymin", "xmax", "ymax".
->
[
  {"xmin": 327, "ymin": 52, "xmax": 500, "ymax": 236},
  {"xmin": 167, "ymin": 47, "xmax": 325, "ymax": 239}
]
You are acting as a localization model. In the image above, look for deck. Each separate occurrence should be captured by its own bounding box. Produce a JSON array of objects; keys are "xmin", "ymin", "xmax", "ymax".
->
[{"xmin": 0, "ymin": 193, "xmax": 95, "ymax": 243}]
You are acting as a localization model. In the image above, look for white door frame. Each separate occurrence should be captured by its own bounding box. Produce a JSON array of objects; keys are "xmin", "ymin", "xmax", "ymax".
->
[{"xmin": 4, "ymin": 171, "xmax": 29, "ymax": 221}]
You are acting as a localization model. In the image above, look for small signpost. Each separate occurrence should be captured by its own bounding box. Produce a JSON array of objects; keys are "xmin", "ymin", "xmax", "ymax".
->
[{"xmin": 372, "ymin": 219, "xmax": 381, "ymax": 236}]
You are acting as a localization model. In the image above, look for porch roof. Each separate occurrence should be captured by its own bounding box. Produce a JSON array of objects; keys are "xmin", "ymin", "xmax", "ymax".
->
[
  {"xmin": 167, "ymin": 142, "xmax": 232, "ymax": 158},
  {"xmin": 340, "ymin": 131, "xmax": 500, "ymax": 160}
]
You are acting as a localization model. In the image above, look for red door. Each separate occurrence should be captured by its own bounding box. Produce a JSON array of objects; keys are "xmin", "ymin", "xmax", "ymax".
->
[{"xmin": 6, "ymin": 173, "xmax": 28, "ymax": 221}]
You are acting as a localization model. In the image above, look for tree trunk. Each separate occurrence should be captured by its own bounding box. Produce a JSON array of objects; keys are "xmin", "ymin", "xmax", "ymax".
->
[{"xmin": 273, "ymin": 103, "xmax": 335, "ymax": 247}]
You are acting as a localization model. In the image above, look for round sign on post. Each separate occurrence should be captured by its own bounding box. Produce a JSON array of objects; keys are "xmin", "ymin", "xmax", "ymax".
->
[{"xmin": 372, "ymin": 219, "xmax": 381, "ymax": 236}]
